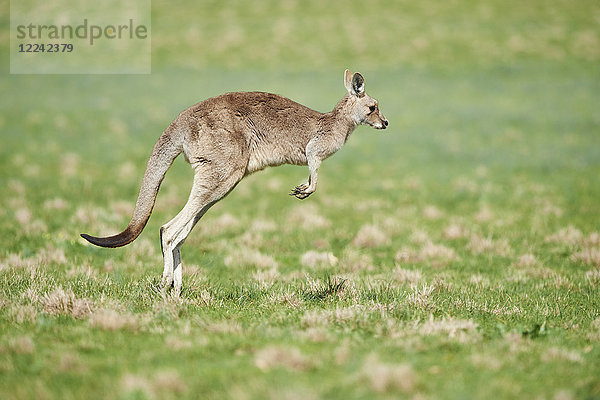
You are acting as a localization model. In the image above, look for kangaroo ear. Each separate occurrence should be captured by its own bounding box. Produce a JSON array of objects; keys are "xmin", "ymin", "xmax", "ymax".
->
[
  {"xmin": 344, "ymin": 69, "xmax": 353, "ymax": 93},
  {"xmin": 351, "ymin": 72, "xmax": 365, "ymax": 97}
]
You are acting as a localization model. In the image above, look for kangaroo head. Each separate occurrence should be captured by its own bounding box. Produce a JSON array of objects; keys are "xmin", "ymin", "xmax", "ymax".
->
[{"xmin": 343, "ymin": 69, "xmax": 388, "ymax": 130}]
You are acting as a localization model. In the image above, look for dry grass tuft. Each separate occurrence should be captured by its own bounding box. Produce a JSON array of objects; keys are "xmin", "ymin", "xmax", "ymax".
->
[
  {"xmin": 393, "ymin": 266, "xmax": 422, "ymax": 285},
  {"xmin": 0, "ymin": 253, "xmax": 36, "ymax": 271},
  {"xmin": 431, "ymin": 274, "xmax": 454, "ymax": 292},
  {"xmin": 250, "ymin": 218, "xmax": 277, "ymax": 232},
  {"xmin": 299, "ymin": 327, "xmax": 332, "ymax": 343},
  {"xmin": 571, "ymin": 248, "xmax": 600, "ymax": 267},
  {"xmin": 420, "ymin": 242, "xmax": 457, "ymax": 263},
  {"xmin": 15, "ymin": 205, "xmax": 48, "ymax": 234},
  {"xmin": 121, "ymin": 374, "xmax": 154, "ymax": 399},
  {"xmin": 352, "ymin": 224, "xmax": 390, "ymax": 248},
  {"xmin": 588, "ymin": 318, "xmax": 600, "ymax": 342},
  {"xmin": 335, "ymin": 340, "xmax": 352, "ymax": 365},
  {"xmin": 121, "ymin": 370, "xmax": 186, "ymax": 398},
  {"xmin": 553, "ymin": 390, "xmax": 575, "ymax": 400},
  {"xmin": 154, "ymin": 370, "xmax": 187, "ymax": 394},
  {"xmin": 539, "ymin": 200, "xmax": 563, "ymax": 217},
  {"xmin": 66, "ymin": 264, "xmax": 99, "ymax": 280},
  {"xmin": 301, "ymin": 310, "xmax": 330, "ymax": 328},
  {"xmin": 253, "ymin": 267, "xmax": 280, "ymax": 289},
  {"xmin": 89, "ymin": 309, "xmax": 137, "ymax": 331},
  {"xmin": 254, "ymin": 346, "xmax": 312, "ymax": 371},
  {"xmin": 469, "ymin": 274, "xmax": 490, "ymax": 287},
  {"xmin": 475, "ymin": 206, "xmax": 493, "ymax": 223},
  {"xmin": 110, "ymin": 200, "xmax": 134, "ymax": 219},
  {"xmin": 586, "ymin": 232, "xmax": 600, "ymax": 246},
  {"xmin": 72, "ymin": 205, "xmax": 101, "ymax": 226},
  {"xmin": 300, "ymin": 251, "xmax": 338, "ymax": 268},
  {"xmin": 467, "ymin": 234, "xmax": 510, "ymax": 256},
  {"xmin": 268, "ymin": 290, "xmax": 303, "ymax": 308},
  {"xmin": 339, "ymin": 249, "xmax": 374, "ymax": 272},
  {"xmin": 60, "ymin": 153, "xmax": 80, "ymax": 177},
  {"xmin": 332, "ymin": 305, "xmax": 368, "ymax": 324},
  {"xmin": 182, "ymin": 264, "xmax": 202, "ymax": 278},
  {"xmin": 165, "ymin": 336, "xmax": 193, "ymax": 351},
  {"xmin": 354, "ymin": 198, "xmax": 389, "ymax": 212},
  {"xmin": 152, "ymin": 298, "xmax": 182, "ymax": 321},
  {"xmin": 385, "ymin": 315, "xmax": 480, "ymax": 343},
  {"xmin": 444, "ymin": 224, "xmax": 468, "ymax": 240},
  {"xmin": 38, "ymin": 245, "xmax": 68, "ymax": 266},
  {"xmin": 360, "ymin": 354, "xmax": 416, "ymax": 393},
  {"xmin": 467, "ymin": 234, "xmax": 495, "ymax": 254},
  {"xmin": 8, "ymin": 178, "xmax": 26, "ymax": 194},
  {"xmin": 396, "ymin": 242, "xmax": 457, "ymax": 267},
  {"xmin": 15, "ymin": 206, "xmax": 32, "ymax": 225},
  {"xmin": 201, "ymin": 213, "xmax": 240, "ymax": 235},
  {"xmin": 585, "ymin": 269, "xmax": 600, "ymax": 285},
  {"xmin": 541, "ymin": 347, "xmax": 583, "ymax": 363},
  {"xmin": 423, "ymin": 205, "xmax": 444, "ymax": 220},
  {"xmin": 224, "ymin": 247, "xmax": 278, "ymax": 269},
  {"xmin": 41, "ymin": 287, "xmax": 93, "ymax": 318},
  {"xmin": 8, "ymin": 336, "xmax": 35, "ymax": 354},
  {"xmin": 196, "ymin": 289, "xmax": 213, "ymax": 307},
  {"xmin": 233, "ymin": 231, "xmax": 264, "ymax": 248},
  {"xmin": 516, "ymin": 253, "xmax": 538, "ymax": 267},
  {"xmin": 58, "ymin": 353, "xmax": 87, "ymax": 373},
  {"xmin": 545, "ymin": 226, "xmax": 583, "ymax": 246},
  {"xmin": 128, "ymin": 238, "xmax": 157, "ymax": 262},
  {"xmin": 118, "ymin": 161, "xmax": 137, "ymax": 178},
  {"xmin": 266, "ymin": 177, "xmax": 283, "ymax": 192},
  {"xmin": 410, "ymin": 229, "xmax": 430, "ymax": 245},
  {"xmin": 43, "ymin": 197, "xmax": 69, "ymax": 211},
  {"xmin": 21, "ymin": 287, "xmax": 40, "ymax": 304},
  {"xmin": 204, "ymin": 319, "xmax": 243, "ymax": 335},
  {"xmin": 1, "ymin": 244, "xmax": 72, "ymax": 271},
  {"xmin": 471, "ymin": 353, "xmax": 502, "ymax": 371},
  {"xmin": 545, "ymin": 227, "xmax": 599, "ymax": 266},
  {"xmin": 8, "ymin": 304, "xmax": 38, "ymax": 324},
  {"xmin": 418, "ymin": 316, "xmax": 480, "ymax": 342},
  {"xmin": 287, "ymin": 204, "xmax": 331, "ymax": 230},
  {"xmin": 406, "ymin": 284, "xmax": 435, "ymax": 310}
]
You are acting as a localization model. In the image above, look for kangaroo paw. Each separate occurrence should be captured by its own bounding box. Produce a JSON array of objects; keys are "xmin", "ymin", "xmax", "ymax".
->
[{"xmin": 289, "ymin": 183, "xmax": 313, "ymax": 199}]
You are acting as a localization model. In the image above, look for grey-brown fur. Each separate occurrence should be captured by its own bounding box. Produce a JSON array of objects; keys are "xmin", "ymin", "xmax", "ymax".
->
[{"xmin": 81, "ymin": 69, "xmax": 388, "ymax": 294}]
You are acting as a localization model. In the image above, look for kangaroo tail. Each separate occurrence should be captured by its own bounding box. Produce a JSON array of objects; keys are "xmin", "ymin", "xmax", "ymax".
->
[{"xmin": 81, "ymin": 126, "xmax": 182, "ymax": 248}]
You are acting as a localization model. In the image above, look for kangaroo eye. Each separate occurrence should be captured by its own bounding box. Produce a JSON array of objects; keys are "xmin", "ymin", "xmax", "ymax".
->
[{"xmin": 369, "ymin": 105, "xmax": 376, "ymax": 113}]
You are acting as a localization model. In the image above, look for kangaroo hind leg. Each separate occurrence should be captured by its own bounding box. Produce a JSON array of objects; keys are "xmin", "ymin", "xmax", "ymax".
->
[{"xmin": 160, "ymin": 165, "xmax": 244, "ymax": 295}]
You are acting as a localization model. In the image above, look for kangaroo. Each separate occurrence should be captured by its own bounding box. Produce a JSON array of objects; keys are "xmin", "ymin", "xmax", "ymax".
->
[{"xmin": 81, "ymin": 69, "xmax": 388, "ymax": 295}]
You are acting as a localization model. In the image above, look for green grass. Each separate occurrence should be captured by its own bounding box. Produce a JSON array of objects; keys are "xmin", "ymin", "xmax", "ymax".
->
[{"xmin": 1, "ymin": 0, "xmax": 600, "ymax": 399}]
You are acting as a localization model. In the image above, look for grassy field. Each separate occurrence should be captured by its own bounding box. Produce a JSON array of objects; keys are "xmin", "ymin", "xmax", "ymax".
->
[{"xmin": 1, "ymin": 0, "xmax": 600, "ymax": 399}]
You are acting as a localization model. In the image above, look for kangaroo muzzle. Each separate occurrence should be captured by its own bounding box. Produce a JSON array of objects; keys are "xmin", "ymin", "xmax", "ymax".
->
[{"xmin": 379, "ymin": 113, "xmax": 389, "ymax": 129}]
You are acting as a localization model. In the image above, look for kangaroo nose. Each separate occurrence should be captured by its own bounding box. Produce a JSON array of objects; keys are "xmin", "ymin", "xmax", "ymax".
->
[{"xmin": 384, "ymin": 120, "xmax": 388, "ymax": 127}]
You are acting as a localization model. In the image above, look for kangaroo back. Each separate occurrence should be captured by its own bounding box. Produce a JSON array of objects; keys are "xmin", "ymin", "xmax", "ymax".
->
[{"xmin": 81, "ymin": 125, "xmax": 182, "ymax": 248}]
